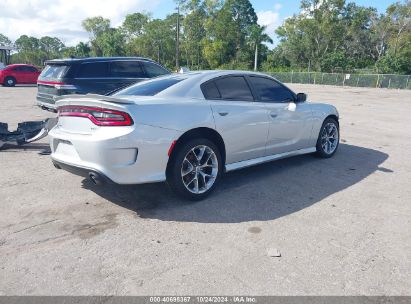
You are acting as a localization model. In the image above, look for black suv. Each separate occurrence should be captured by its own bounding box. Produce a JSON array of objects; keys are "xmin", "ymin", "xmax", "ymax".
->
[{"xmin": 36, "ymin": 57, "xmax": 171, "ymax": 111}]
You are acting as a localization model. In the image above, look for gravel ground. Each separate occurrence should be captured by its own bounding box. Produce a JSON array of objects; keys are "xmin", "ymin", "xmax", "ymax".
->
[{"xmin": 0, "ymin": 84, "xmax": 410, "ymax": 295}]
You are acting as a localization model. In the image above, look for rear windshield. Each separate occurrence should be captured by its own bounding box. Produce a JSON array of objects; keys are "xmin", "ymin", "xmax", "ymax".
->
[
  {"xmin": 40, "ymin": 64, "xmax": 68, "ymax": 79},
  {"xmin": 114, "ymin": 77, "xmax": 184, "ymax": 96}
]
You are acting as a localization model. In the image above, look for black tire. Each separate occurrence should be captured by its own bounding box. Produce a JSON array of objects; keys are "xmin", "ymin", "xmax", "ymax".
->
[
  {"xmin": 4, "ymin": 76, "xmax": 16, "ymax": 87},
  {"xmin": 167, "ymin": 138, "xmax": 222, "ymax": 201},
  {"xmin": 315, "ymin": 117, "xmax": 340, "ymax": 158}
]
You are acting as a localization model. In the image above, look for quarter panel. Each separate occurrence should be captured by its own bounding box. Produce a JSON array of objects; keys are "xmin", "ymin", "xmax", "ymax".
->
[
  {"xmin": 49, "ymin": 123, "xmax": 182, "ymax": 184},
  {"xmin": 131, "ymin": 99, "xmax": 216, "ymax": 132}
]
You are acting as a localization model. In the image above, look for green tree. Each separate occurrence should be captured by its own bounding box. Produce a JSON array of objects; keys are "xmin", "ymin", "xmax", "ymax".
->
[
  {"xmin": 39, "ymin": 36, "xmax": 65, "ymax": 60},
  {"xmin": 82, "ymin": 16, "xmax": 112, "ymax": 56},
  {"xmin": 0, "ymin": 33, "xmax": 12, "ymax": 46},
  {"xmin": 181, "ymin": 1, "xmax": 207, "ymax": 68},
  {"xmin": 372, "ymin": 1, "xmax": 411, "ymax": 73},
  {"xmin": 98, "ymin": 28, "xmax": 126, "ymax": 56},
  {"xmin": 278, "ymin": 0, "xmax": 346, "ymax": 71},
  {"xmin": 82, "ymin": 16, "xmax": 126, "ymax": 56},
  {"xmin": 248, "ymin": 24, "xmax": 273, "ymax": 71},
  {"xmin": 203, "ymin": 0, "xmax": 257, "ymax": 68},
  {"xmin": 13, "ymin": 35, "xmax": 41, "ymax": 64},
  {"xmin": 341, "ymin": 3, "xmax": 377, "ymax": 68},
  {"xmin": 75, "ymin": 42, "xmax": 91, "ymax": 57},
  {"xmin": 261, "ymin": 46, "xmax": 292, "ymax": 72},
  {"xmin": 62, "ymin": 42, "xmax": 91, "ymax": 58},
  {"xmin": 122, "ymin": 12, "xmax": 150, "ymax": 38},
  {"xmin": 82, "ymin": 16, "xmax": 111, "ymax": 38}
]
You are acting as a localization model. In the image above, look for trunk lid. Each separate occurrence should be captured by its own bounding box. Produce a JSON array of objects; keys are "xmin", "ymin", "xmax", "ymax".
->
[{"xmin": 55, "ymin": 95, "xmax": 134, "ymax": 135}]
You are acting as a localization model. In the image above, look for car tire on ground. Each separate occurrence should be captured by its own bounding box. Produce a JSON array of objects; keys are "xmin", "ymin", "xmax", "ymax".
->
[
  {"xmin": 4, "ymin": 76, "xmax": 16, "ymax": 87},
  {"xmin": 167, "ymin": 138, "xmax": 222, "ymax": 201},
  {"xmin": 315, "ymin": 117, "xmax": 340, "ymax": 158}
]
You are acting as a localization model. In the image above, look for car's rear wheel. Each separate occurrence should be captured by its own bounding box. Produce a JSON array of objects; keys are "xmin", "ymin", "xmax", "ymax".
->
[
  {"xmin": 4, "ymin": 76, "xmax": 16, "ymax": 87},
  {"xmin": 315, "ymin": 117, "xmax": 339, "ymax": 158},
  {"xmin": 167, "ymin": 138, "xmax": 222, "ymax": 200}
]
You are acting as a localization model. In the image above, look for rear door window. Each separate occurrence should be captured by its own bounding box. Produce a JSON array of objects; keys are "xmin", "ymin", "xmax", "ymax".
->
[
  {"xmin": 110, "ymin": 61, "xmax": 146, "ymax": 78},
  {"xmin": 77, "ymin": 62, "xmax": 109, "ymax": 78},
  {"xmin": 40, "ymin": 65, "xmax": 68, "ymax": 79},
  {"xmin": 141, "ymin": 62, "xmax": 170, "ymax": 77},
  {"xmin": 201, "ymin": 81, "xmax": 221, "ymax": 99},
  {"xmin": 249, "ymin": 76, "xmax": 295, "ymax": 103},
  {"xmin": 25, "ymin": 66, "xmax": 38, "ymax": 72},
  {"xmin": 214, "ymin": 76, "xmax": 254, "ymax": 101}
]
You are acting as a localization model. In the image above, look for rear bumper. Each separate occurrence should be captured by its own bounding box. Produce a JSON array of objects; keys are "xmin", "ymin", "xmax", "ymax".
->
[
  {"xmin": 52, "ymin": 159, "xmax": 114, "ymax": 184},
  {"xmin": 49, "ymin": 123, "xmax": 182, "ymax": 185},
  {"xmin": 36, "ymin": 96, "xmax": 57, "ymax": 111}
]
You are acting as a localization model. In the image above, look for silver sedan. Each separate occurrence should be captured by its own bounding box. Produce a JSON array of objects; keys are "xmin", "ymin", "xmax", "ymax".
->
[{"xmin": 49, "ymin": 70, "xmax": 340, "ymax": 200}]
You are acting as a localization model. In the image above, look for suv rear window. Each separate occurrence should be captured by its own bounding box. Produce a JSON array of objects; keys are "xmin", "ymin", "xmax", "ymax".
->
[
  {"xmin": 77, "ymin": 62, "xmax": 109, "ymax": 78},
  {"xmin": 40, "ymin": 65, "xmax": 68, "ymax": 79},
  {"xmin": 114, "ymin": 77, "xmax": 183, "ymax": 96}
]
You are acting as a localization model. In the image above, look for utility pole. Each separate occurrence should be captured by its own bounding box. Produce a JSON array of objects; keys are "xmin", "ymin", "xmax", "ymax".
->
[{"xmin": 176, "ymin": 1, "xmax": 180, "ymax": 71}]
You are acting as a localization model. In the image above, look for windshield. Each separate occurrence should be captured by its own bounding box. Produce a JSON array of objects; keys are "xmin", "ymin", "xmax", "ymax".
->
[
  {"xmin": 40, "ymin": 64, "xmax": 68, "ymax": 79},
  {"xmin": 114, "ymin": 76, "xmax": 185, "ymax": 96}
]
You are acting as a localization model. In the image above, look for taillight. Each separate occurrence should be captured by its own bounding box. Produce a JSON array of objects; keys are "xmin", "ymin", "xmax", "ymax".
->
[
  {"xmin": 37, "ymin": 80, "xmax": 77, "ymax": 90},
  {"xmin": 58, "ymin": 106, "xmax": 133, "ymax": 126}
]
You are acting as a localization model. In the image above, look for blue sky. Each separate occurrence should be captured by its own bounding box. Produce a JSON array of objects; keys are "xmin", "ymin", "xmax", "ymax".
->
[{"xmin": 0, "ymin": 0, "xmax": 395, "ymax": 46}]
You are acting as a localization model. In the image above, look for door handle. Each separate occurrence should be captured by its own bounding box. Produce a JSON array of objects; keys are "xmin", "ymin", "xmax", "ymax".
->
[
  {"xmin": 218, "ymin": 112, "xmax": 228, "ymax": 116},
  {"xmin": 270, "ymin": 113, "xmax": 278, "ymax": 118}
]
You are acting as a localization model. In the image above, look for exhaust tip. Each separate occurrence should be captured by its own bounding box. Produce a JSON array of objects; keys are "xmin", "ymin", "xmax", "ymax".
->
[{"xmin": 89, "ymin": 172, "xmax": 103, "ymax": 185}]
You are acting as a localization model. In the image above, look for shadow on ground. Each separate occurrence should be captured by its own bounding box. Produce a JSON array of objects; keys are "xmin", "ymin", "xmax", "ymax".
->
[{"xmin": 82, "ymin": 144, "xmax": 389, "ymax": 223}]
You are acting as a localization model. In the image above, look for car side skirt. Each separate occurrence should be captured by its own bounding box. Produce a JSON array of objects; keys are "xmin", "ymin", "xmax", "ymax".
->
[{"xmin": 225, "ymin": 147, "xmax": 316, "ymax": 172}]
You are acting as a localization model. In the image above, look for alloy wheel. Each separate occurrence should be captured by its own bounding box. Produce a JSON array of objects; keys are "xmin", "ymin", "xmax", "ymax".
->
[
  {"xmin": 181, "ymin": 145, "xmax": 219, "ymax": 194},
  {"xmin": 321, "ymin": 122, "xmax": 339, "ymax": 155}
]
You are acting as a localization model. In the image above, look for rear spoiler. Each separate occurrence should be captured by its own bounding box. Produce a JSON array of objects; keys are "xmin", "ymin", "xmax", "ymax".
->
[{"xmin": 54, "ymin": 94, "xmax": 134, "ymax": 104}]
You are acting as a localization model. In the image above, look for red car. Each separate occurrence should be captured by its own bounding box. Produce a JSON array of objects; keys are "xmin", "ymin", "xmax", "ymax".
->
[{"xmin": 0, "ymin": 64, "xmax": 41, "ymax": 87}]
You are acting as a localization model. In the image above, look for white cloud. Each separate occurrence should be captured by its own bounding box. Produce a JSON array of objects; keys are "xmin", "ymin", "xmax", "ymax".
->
[
  {"xmin": 0, "ymin": 0, "xmax": 161, "ymax": 46},
  {"xmin": 257, "ymin": 3, "xmax": 282, "ymax": 47}
]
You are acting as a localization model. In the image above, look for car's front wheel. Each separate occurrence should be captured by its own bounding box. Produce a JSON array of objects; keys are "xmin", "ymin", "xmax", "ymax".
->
[
  {"xmin": 315, "ymin": 117, "xmax": 340, "ymax": 158},
  {"xmin": 167, "ymin": 138, "xmax": 222, "ymax": 200}
]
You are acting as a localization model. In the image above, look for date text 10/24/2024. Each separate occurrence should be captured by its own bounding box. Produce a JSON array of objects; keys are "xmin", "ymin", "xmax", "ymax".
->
[{"xmin": 149, "ymin": 297, "xmax": 257, "ymax": 303}]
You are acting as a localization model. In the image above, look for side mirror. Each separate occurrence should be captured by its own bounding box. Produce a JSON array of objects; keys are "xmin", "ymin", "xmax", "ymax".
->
[{"xmin": 296, "ymin": 93, "xmax": 307, "ymax": 102}]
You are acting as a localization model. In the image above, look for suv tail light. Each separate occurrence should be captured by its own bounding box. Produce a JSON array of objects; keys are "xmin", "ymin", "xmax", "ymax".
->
[
  {"xmin": 58, "ymin": 106, "xmax": 133, "ymax": 126},
  {"xmin": 37, "ymin": 80, "xmax": 77, "ymax": 90}
]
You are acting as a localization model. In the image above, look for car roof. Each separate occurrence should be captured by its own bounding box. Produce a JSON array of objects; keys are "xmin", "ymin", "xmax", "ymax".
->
[
  {"xmin": 137, "ymin": 70, "xmax": 280, "ymax": 99},
  {"xmin": 45, "ymin": 57, "xmax": 160, "ymax": 65},
  {"xmin": 161, "ymin": 70, "xmax": 274, "ymax": 82}
]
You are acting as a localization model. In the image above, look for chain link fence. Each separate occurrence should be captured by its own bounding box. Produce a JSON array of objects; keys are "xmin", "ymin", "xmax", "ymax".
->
[{"xmin": 268, "ymin": 72, "xmax": 411, "ymax": 90}]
